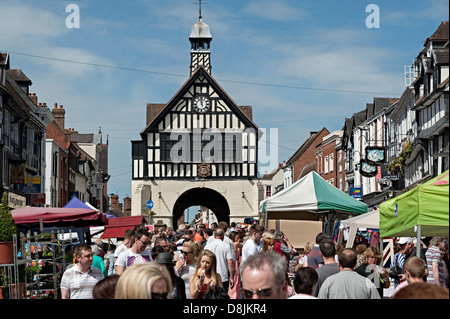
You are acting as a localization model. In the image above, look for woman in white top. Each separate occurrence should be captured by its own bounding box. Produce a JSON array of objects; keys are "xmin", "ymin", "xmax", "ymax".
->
[{"xmin": 175, "ymin": 241, "xmax": 201, "ymax": 298}]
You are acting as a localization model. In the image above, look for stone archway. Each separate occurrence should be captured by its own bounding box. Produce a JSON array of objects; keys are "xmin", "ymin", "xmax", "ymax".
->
[{"xmin": 172, "ymin": 187, "xmax": 230, "ymax": 226}]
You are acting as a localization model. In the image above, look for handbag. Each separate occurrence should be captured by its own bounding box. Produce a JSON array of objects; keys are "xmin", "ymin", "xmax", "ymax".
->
[
  {"xmin": 388, "ymin": 257, "xmax": 401, "ymax": 281},
  {"xmin": 203, "ymin": 285, "xmax": 230, "ymax": 299}
]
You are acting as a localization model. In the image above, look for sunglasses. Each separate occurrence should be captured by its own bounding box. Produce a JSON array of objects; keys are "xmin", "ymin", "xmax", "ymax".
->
[
  {"xmin": 139, "ymin": 239, "xmax": 150, "ymax": 245},
  {"xmin": 182, "ymin": 251, "xmax": 192, "ymax": 255},
  {"xmin": 242, "ymin": 288, "xmax": 273, "ymax": 298},
  {"xmin": 151, "ymin": 292, "xmax": 168, "ymax": 299}
]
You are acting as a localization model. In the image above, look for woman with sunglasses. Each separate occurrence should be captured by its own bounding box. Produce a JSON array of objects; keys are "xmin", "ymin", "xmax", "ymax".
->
[
  {"xmin": 175, "ymin": 241, "xmax": 201, "ymax": 298},
  {"xmin": 189, "ymin": 249, "xmax": 223, "ymax": 299}
]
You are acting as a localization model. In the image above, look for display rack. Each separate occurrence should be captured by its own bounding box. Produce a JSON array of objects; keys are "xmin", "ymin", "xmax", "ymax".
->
[
  {"xmin": 25, "ymin": 230, "xmax": 71, "ymax": 299},
  {"xmin": 0, "ymin": 234, "xmax": 27, "ymax": 299}
]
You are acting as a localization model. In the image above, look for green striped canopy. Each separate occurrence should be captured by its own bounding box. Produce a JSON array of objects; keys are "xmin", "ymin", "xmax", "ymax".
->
[{"xmin": 260, "ymin": 171, "xmax": 367, "ymax": 215}]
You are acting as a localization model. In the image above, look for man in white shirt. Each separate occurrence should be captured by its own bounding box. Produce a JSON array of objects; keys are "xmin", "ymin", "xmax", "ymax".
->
[
  {"xmin": 61, "ymin": 244, "xmax": 104, "ymax": 299},
  {"xmin": 115, "ymin": 228, "xmax": 153, "ymax": 275},
  {"xmin": 204, "ymin": 228, "xmax": 235, "ymax": 290},
  {"xmin": 241, "ymin": 224, "xmax": 264, "ymax": 264},
  {"xmin": 113, "ymin": 229, "xmax": 135, "ymax": 264}
]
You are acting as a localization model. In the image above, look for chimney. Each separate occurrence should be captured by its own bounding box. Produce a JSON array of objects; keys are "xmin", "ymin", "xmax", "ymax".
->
[
  {"xmin": 52, "ymin": 103, "xmax": 65, "ymax": 130},
  {"xmin": 28, "ymin": 93, "xmax": 38, "ymax": 105},
  {"xmin": 124, "ymin": 197, "xmax": 131, "ymax": 217},
  {"xmin": 110, "ymin": 194, "xmax": 119, "ymax": 210}
]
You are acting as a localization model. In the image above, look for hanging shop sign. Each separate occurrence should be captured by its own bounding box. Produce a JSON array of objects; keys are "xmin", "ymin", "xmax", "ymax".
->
[
  {"xmin": 365, "ymin": 146, "xmax": 386, "ymax": 165},
  {"xmin": 360, "ymin": 159, "xmax": 378, "ymax": 178},
  {"xmin": 7, "ymin": 192, "xmax": 27, "ymax": 209}
]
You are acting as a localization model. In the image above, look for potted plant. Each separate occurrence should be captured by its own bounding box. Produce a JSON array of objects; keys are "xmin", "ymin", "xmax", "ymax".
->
[
  {"xmin": 0, "ymin": 192, "xmax": 17, "ymax": 264},
  {"xmin": 0, "ymin": 270, "xmax": 10, "ymax": 299},
  {"xmin": 148, "ymin": 210, "xmax": 156, "ymax": 224}
]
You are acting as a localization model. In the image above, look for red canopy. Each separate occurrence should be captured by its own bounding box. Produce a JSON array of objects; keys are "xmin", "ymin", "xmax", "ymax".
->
[
  {"xmin": 100, "ymin": 216, "xmax": 146, "ymax": 238},
  {"xmin": 12, "ymin": 207, "xmax": 106, "ymax": 226}
]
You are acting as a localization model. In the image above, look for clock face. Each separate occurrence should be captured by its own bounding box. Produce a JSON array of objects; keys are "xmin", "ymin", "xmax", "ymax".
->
[{"xmin": 193, "ymin": 95, "xmax": 210, "ymax": 113}]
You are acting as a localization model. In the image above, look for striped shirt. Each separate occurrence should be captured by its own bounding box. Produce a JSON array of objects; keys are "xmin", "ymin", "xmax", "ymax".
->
[
  {"xmin": 60, "ymin": 264, "xmax": 104, "ymax": 299},
  {"xmin": 425, "ymin": 246, "xmax": 445, "ymax": 286}
]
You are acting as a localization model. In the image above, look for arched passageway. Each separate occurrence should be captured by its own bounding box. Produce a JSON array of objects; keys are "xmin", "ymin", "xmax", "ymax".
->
[{"xmin": 172, "ymin": 188, "xmax": 230, "ymax": 226}]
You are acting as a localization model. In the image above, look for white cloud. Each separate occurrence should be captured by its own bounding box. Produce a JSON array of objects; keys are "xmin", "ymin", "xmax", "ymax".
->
[
  {"xmin": 0, "ymin": 3, "xmax": 66, "ymax": 41},
  {"xmin": 268, "ymin": 28, "xmax": 403, "ymax": 96}
]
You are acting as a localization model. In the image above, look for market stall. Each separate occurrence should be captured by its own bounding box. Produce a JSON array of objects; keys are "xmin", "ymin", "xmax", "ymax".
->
[
  {"xmin": 11, "ymin": 207, "xmax": 107, "ymax": 244},
  {"xmin": 380, "ymin": 170, "xmax": 449, "ymax": 238},
  {"xmin": 339, "ymin": 208, "xmax": 379, "ymax": 248},
  {"xmin": 63, "ymin": 197, "xmax": 95, "ymax": 210},
  {"xmin": 260, "ymin": 171, "xmax": 368, "ymax": 248},
  {"xmin": 100, "ymin": 216, "xmax": 147, "ymax": 239},
  {"xmin": 260, "ymin": 171, "xmax": 368, "ymax": 215}
]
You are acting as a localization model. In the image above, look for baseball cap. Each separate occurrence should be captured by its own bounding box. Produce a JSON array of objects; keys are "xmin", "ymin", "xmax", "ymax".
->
[{"xmin": 397, "ymin": 237, "xmax": 413, "ymax": 245}]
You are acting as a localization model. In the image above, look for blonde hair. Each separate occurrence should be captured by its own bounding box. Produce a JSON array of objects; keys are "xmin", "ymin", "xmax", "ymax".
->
[
  {"xmin": 361, "ymin": 247, "xmax": 382, "ymax": 264},
  {"xmin": 115, "ymin": 263, "xmax": 172, "ymax": 299},
  {"xmin": 183, "ymin": 240, "xmax": 202, "ymax": 257},
  {"xmin": 262, "ymin": 237, "xmax": 275, "ymax": 252},
  {"xmin": 192, "ymin": 250, "xmax": 219, "ymax": 286},
  {"xmin": 304, "ymin": 242, "xmax": 314, "ymax": 255},
  {"xmin": 262, "ymin": 231, "xmax": 274, "ymax": 241}
]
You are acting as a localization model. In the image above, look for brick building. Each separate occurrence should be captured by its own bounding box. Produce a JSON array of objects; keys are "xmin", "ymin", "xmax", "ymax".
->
[
  {"xmin": 283, "ymin": 128, "xmax": 330, "ymax": 187},
  {"xmin": 315, "ymin": 130, "xmax": 345, "ymax": 191},
  {"xmin": 46, "ymin": 104, "xmax": 109, "ymax": 209}
]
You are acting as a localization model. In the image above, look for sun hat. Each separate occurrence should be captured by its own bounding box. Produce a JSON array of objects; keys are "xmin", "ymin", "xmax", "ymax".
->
[{"xmin": 155, "ymin": 252, "xmax": 174, "ymax": 264}]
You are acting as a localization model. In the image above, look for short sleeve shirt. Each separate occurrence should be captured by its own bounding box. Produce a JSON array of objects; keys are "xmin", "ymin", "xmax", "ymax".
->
[
  {"xmin": 60, "ymin": 264, "xmax": 104, "ymax": 299},
  {"xmin": 114, "ymin": 243, "xmax": 128, "ymax": 258},
  {"xmin": 116, "ymin": 248, "xmax": 153, "ymax": 269},
  {"xmin": 241, "ymin": 239, "xmax": 259, "ymax": 264},
  {"xmin": 425, "ymin": 246, "xmax": 445, "ymax": 286}
]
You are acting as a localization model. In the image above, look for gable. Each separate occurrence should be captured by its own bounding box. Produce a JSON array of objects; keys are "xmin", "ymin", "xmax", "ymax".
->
[{"xmin": 140, "ymin": 66, "xmax": 258, "ymax": 138}]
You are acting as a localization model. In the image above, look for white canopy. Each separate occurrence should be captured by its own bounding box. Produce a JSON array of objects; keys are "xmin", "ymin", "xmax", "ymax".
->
[{"xmin": 340, "ymin": 209, "xmax": 379, "ymax": 248}]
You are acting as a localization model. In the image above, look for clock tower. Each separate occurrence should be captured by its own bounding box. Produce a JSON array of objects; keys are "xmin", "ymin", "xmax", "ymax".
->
[
  {"xmin": 131, "ymin": 1, "xmax": 262, "ymax": 228},
  {"xmin": 189, "ymin": 0, "xmax": 212, "ymax": 75}
]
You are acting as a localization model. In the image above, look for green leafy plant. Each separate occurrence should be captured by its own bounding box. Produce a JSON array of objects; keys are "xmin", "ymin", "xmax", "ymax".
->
[
  {"xmin": 0, "ymin": 192, "xmax": 17, "ymax": 242},
  {"xmin": 0, "ymin": 269, "xmax": 8, "ymax": 287},
  {"xmin": 386, "ymin": 139, "xmax": 413, "ymax": 176},
  {"xmin": 25, "ymin": 265, "xmax": 42, "ymax": 274}
]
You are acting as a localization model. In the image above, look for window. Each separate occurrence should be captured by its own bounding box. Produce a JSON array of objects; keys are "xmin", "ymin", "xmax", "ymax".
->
[
  {"xmin": 324, "ymin": 156, "xmax": 329, "ymax": 174},
  {"xmin": 329, "ymin": 153, "xmax": 334, "ymax": 172},
  {"xmin": 266, "ymin": 185, "xmax": 272, "ymax": 198},
  {"xmin": 132, "ymin": 141, "xmax": 147, "ymax": 158},
  {"xmin": 160, "ymin": 131, "xmax": 242, "ymax": 163}
]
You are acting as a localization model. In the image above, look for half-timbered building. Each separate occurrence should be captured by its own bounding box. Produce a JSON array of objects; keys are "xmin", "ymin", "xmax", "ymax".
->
[{"xmin": 131, "ymin": 11, "xmax": 262, "ymax": 227}]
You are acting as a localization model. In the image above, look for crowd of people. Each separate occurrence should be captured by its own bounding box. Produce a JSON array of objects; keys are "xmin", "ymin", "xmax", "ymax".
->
[{"xmin": 59, "ymin": 221, "xmax": 449, "ymax": 300}]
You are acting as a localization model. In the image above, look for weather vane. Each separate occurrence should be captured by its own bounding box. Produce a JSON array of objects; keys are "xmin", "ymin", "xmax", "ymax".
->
[{"xmin": 193, "ymin": 0, "xmax": 207, "ymax": 19}]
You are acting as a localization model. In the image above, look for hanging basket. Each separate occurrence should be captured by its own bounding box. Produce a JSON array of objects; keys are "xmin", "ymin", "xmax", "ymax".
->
[{"xmin": 0, "ymin": 241, "xmax": 14, "ymax": 264}]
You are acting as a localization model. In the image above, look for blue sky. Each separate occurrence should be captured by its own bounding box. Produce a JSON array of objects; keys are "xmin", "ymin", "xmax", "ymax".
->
[{"xmin": 1, "ymin": 0, "xmax": 448, "ymax": 201}]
